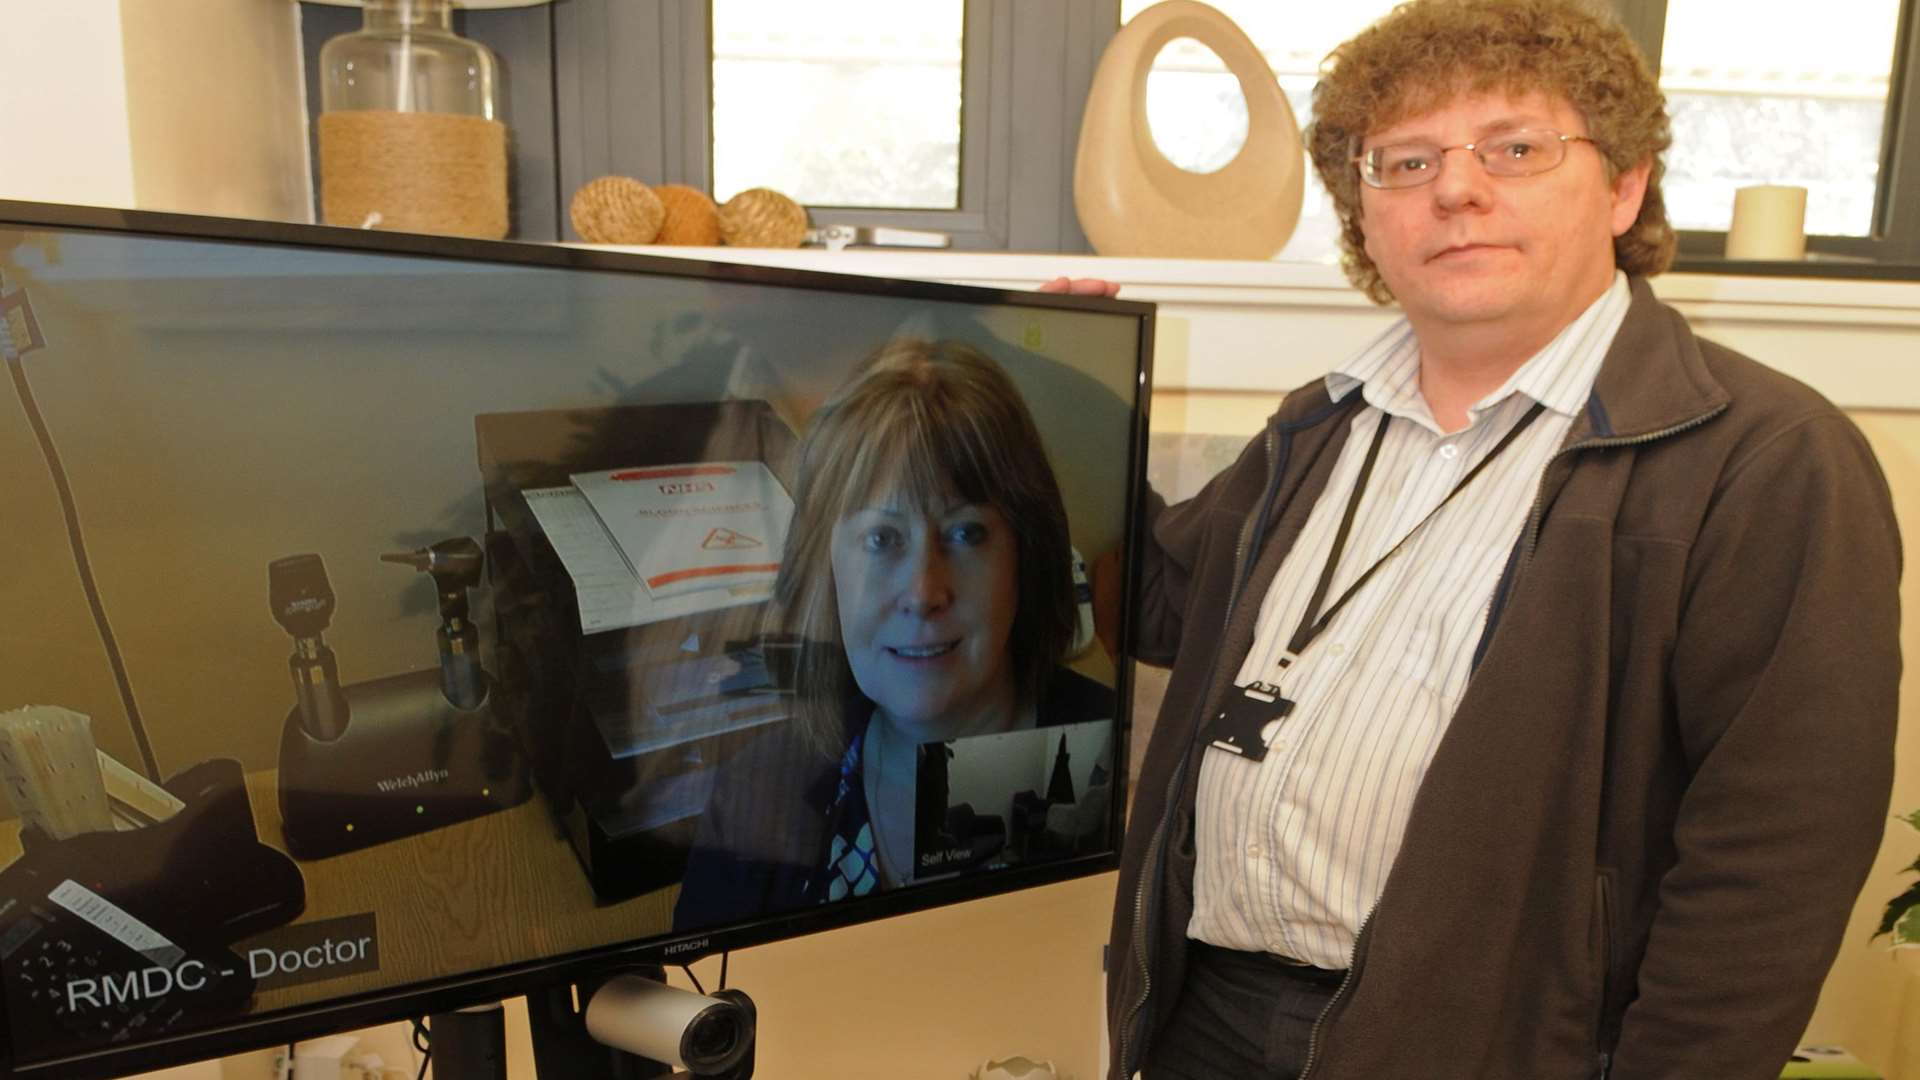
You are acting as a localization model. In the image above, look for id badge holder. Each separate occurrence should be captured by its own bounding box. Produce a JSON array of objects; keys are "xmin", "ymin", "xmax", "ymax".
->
[{"xmin": 1201, "ymin": 684, "xmax": 1293, "ymax": 763}]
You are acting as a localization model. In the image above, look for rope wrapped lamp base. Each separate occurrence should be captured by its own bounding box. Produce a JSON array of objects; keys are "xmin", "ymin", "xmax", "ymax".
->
[{"xmin": 318, "ymin": 111, "xmax": 509, "ymax": 240}]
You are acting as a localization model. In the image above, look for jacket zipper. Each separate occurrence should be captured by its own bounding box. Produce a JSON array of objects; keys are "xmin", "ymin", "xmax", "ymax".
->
[
  {"xmin": 1117, "ymin": 427, "xmax": 1278, "ymax": 1078},
  {"xmin": 1115, "ymin": 754, "xmax": 1182, "ymax": 1078},
  {"xmin": 1300, "ymin": 909, "xmax": 1372, "ymax": 1079}
]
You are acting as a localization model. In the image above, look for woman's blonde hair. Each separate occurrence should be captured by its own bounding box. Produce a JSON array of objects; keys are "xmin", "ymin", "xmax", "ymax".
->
[
  {"xmin": 1306, "ymin": 0, "xmax": 1675, "ymax": 303},
  {"xmin": 771, "ymin": 339, "xmax": 1075, "ymax": 757}
]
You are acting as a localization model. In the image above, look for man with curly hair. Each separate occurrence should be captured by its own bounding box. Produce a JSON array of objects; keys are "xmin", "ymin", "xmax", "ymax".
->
[{"xmin": 1086, "ymin": 1, "xmax": 1902, "ymax": 1077}]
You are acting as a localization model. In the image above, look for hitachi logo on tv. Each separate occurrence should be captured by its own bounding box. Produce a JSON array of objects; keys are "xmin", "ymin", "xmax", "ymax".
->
[
  {"xmin": 374, "ymin": 768, "xmax": 450, "ymax": 793},
  {"xmin": 663, "ymin": 937, "xmax": 709, "ymax": 956}
]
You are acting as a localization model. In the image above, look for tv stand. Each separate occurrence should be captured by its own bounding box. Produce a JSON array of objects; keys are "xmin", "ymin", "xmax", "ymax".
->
[{"xmin": 426, "ymin": 1003, "xmax": 510, "ymax": 1080}]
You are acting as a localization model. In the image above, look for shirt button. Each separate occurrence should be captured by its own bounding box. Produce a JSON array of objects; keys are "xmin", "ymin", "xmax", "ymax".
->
[
  {"xmin": 1439, "ymin": 443, "xmax": 1460, "ymax": 460},
  {"xmin": 1330, "ymin": 643, "xmax": 1347, "ymax": 656},
  {"xmin": 1246, "ymin": 842, "xmax": 1262, "ymax": 858}
]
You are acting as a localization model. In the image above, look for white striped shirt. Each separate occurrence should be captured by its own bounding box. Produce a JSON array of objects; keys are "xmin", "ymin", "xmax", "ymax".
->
[{"xmin": 1187, "ymin": 272, "xmax": 1631, "ymax": 969}]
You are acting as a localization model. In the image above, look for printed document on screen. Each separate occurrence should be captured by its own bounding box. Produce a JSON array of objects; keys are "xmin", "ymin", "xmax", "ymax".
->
[
  {"xmin": 522, "ymin": 485, "xmax": 772, "ymax": 634},
  {"xmin": 570, "ymin": 461, "xmax": 794, "ymax": 600}
]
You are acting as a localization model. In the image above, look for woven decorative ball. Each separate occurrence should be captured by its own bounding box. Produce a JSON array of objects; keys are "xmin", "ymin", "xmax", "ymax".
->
[
  {"xmin": 718, "ymin": 188, "xmax": 810, "ymax": 248},
  {"xmin": 654, "ymin": 184, "xmax": 723, "ymax": 246},
  {"xmin": 569, "ymin": 176, "xmax": 664, "ymax": 244}
]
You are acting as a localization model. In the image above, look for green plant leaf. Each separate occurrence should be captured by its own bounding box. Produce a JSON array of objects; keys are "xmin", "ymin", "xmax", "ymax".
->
[
  {"xmin": 1899, "ymin": 808, "xmax": 1920, "ymax": 833},
  {"xmin": 1894, "ymin": 906, "xmax": 1920, "ymax": 949},
  {"xmin": 1876, "ymin": 879, "xmax": 1920, "ymax": 939}
]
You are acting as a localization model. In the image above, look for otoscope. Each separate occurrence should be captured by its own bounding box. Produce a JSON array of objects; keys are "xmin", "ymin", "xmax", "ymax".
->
[
  {"xmin": 382, "ymin": 537, "xmax": 487, "ymax": 711},
  {"xmin": 269, "ymin": 537, "xmax": 530, "ymax": 860},
  {"xmin": 268, "ymin": 554, "xmax": 349, "ymax": 742}
]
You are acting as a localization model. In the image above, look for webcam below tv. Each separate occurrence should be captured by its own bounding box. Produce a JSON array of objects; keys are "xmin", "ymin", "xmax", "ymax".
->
[{"xmin": 0, "ymin": 200, "xmax": 1151, "ymax": 1078}]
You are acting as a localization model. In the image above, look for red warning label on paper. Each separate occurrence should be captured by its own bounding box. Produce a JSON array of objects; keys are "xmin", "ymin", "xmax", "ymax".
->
[
  {"xmin": 608, "ymin": 465, "xmax": 737, "ymax": 482},
  {"xmin": 702, "ymin": 528, "xmax": 762, "ymax": 550}
]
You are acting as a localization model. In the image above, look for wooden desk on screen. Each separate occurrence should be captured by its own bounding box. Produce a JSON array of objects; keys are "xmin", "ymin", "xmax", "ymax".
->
[{"xmin": 0, "ymin": 770, "xmax": 677, "ymax": 1013}]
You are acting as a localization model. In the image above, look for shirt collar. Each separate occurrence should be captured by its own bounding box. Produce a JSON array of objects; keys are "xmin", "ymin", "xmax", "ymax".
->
[{"xmin": 1326, "ymin": 271, "xmax": 1631, "ymax": 426}]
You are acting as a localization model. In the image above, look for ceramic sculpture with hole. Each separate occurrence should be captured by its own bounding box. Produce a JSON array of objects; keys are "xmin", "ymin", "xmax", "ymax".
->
[{"xmin": 1074, "ymin": 0, "xmax": 1305, "ymax": 258}]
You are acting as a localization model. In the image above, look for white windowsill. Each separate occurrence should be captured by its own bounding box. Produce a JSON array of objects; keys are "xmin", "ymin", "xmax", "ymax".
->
[{"xmin": 582, "ymin": 244, "xmax": 1920, "ymax": 317}]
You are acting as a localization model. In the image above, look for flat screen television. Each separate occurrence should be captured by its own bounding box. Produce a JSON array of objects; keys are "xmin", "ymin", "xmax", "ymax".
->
[{"xmin": 0, "ymin": 201, "xmax": 1152, "ymax": 1078}]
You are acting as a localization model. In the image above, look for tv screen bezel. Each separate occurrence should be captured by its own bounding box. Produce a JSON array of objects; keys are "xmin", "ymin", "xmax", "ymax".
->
[{"xmin": 0, "ymin": 199, "xmax": 1153, "ymax": 1080}]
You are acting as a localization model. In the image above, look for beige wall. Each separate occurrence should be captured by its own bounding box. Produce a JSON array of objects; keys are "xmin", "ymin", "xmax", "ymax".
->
[{"xmin": 119, "ymin": 0, "xmax": 312, "ymax": 222}]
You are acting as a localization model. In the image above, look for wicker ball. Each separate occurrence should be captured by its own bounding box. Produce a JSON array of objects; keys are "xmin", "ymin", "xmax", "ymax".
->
[
  {"xmin": 569, "ymin": 176, "xmax": 664, "ymax": 244},
  {"xmin": 718, "ymin": 188, "xmax": 810, "ymax": 248},
  {"xmin": 654, "ymin": 184, "xmax": 723, "ymax": 246}
]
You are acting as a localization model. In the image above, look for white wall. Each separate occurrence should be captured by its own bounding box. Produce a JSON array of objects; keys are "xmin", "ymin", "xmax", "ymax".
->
[
  {"xmin": 0, "ymin": 0, "xmax": 137, "ymax": 209},
  {"xmin": 0, "ymin": 0, "xmax": 311, "ymax": 222}
]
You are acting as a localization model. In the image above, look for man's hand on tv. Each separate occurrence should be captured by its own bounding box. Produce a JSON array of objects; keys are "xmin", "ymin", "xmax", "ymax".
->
[{"xmin": 1038, "ymin": 276, "xmax": 1121, "ymax": 298}]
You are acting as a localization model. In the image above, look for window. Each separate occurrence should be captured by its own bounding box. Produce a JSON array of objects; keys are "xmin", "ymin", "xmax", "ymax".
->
[
  {"xmin": 1658, "ymin": 0, "xmax": 1904, "ymax": 238},
  {"xmin": 1619, "ymin": 0, "xmax": 1920, "ymax": 266},
  {"xmin": 549, "ymin": 0, "xmax": 1119, "ymax": 251},
  {"xmin": 709, "ymin": 2, "xmax": 964, "ymax": 209}
]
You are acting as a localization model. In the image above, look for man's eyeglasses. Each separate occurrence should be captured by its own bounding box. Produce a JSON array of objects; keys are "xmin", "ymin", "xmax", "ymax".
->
[{"xmin": 1354, "ymin": 129, "xmax": 1599, "ymax": 190}]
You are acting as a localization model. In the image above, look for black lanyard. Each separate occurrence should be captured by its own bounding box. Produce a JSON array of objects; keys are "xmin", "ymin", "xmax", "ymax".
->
[
  {"xmin": 1205, "ymin": 399, "xmax": 1547, "ymax": 761},
  {"xmin": 1279, "ymin": 399, "xmax": 1547, "ymax": 670}
]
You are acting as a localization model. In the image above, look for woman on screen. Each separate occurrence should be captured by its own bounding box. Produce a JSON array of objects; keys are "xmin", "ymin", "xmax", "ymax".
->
[{"xmin": 672, "ymin": 339, "xmax": 1112, "ymax": 929}]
